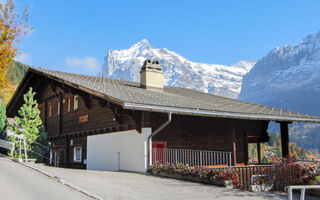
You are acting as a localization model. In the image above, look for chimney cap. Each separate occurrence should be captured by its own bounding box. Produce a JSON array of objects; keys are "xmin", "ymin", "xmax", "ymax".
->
[{"xmin": 141, "ymin": 59, "xmax": 162, "ymax": 72}]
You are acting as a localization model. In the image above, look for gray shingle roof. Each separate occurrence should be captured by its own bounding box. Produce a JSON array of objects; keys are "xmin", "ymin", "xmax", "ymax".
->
[{"xmin": 31, "ymin": 67, "xmax": 320, "ymax": 123}]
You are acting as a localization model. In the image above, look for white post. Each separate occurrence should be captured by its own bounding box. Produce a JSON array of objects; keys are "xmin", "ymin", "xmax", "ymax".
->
[
  {"xmin": 19, "ymin": 137, "xmax": 21, "ymax": 159},
  {"xmin": 142, "ymin": 128, "xmax": 152, "ymax": 172},
  {"xmin": 23, "ymin": 137, "xmax": 28, "ymax": 162},
  {"xmin": 117, "ymin": 151, "xmax": 120, "ymax": 170},
  {"xmin": 288, "ymin": 187, "xmax": 293, "ymax": 200},
  {"xmin": 300, "ymin": 188, "xmax": 305, "ymax": 200},
  {"xmin": 149, "ymin": 138, "xmax": 152, "ymax": 166},
  {"xmin": 54, "ymin": 152, "xmax": 57, "ymax": 167},
  {"xmin": 50, "ymin": 149, "xmax": 53, "ymax": 165},
  {"xmin": 10, "ymin": 142, "xmax": 14, "ymax": 155}
]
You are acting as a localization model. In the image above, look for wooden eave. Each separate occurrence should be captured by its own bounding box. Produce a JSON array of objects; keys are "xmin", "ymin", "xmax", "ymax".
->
[{"xmin": 6, "ymin": 68, "xmax": 125, "ymax": 116}]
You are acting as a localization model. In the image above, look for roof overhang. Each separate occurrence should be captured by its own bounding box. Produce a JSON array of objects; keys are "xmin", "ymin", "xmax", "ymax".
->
[
  {"xmin": 123, "ymin": 102, "xmax": 320, "ymax": 123},
  {"xmin": 8, "ymin": 67, "xmax": 320, "ymax": 124},
  {"xmin": 6, "ymin": 68, "xmax": 125, "ymax": 116}
]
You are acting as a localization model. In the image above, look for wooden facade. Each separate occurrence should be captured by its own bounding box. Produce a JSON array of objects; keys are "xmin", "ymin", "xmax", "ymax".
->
[
  {"xmin": 7, "ymin": 70, "xmax": 274, "ymax": 169},
  {"xmin": 37, "ymin": 83, "xmax": 141, "ymax": 168},
  {"xmin": 150, "ymin": 113, "xmax": 269, "ymax": 165}
]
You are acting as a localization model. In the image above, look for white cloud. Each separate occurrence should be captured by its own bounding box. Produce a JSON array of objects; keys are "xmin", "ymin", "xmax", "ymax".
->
[
  {"xmin": 15, "ymin": 52, "xmax": 30, "ymax": 63},
  {"xmin": 65, "ymin": 57, "xmax": 100, "ymax": 73}
]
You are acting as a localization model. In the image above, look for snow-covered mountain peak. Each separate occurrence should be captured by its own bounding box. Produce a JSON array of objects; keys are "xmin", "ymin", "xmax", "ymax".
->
[
  {"xmin": 302, "ymin": 30, "xmax": 320, "ymax": 43},
  {"xmin": 101, "ymin": 40, "xmax": 256, "ymax": 99},
  {"xmin": 130, "ymin": 39, "xmax": 151, "ymax": 52},
  {"xmin": 239, "ymin": 30, "xmax": 320, "ymax": 115}
]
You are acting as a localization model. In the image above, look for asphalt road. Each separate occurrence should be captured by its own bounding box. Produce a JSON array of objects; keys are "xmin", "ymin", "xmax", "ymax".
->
[
  {"xmin": 30, "ymin": 163, "xmax": 320, "ymax": 200},
  {"xmin": 0, "ymin": 155, "xmax": 91, "ymax": 200},
  {"xmin": 2, "ymin": 156, "xmax": 320, "ymax": 200}
]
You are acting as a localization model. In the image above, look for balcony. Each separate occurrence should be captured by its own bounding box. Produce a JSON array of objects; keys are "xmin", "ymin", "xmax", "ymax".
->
[{"xmin": 152, "ymin": 148, "xmax": 233, "ymax": 167}]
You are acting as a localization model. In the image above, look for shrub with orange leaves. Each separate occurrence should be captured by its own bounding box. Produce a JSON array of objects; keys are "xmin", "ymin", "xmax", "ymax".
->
[{"xmin": 0, "ymin": 0, "xmax": 32, "ymax": 94}]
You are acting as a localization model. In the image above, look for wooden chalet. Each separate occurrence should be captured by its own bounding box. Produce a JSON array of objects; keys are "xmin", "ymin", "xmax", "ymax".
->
[{"xmin": 6, "ymin": 59, "xmax": 320, "ymax": 172}]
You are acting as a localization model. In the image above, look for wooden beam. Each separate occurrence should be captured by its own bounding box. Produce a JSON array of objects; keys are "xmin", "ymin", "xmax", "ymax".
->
[
  {"xmin": 280, "ymin": 122, "xmax": 290, "ymax": 158},
  {"xmin": 49, "ymin": 80, "xmax": 57, "ymax": 93},
  {"xmin": 59, "ymin": 93, "xmax": 63, "ymax": 135},
  {"xmin": 82, "ymin": 94, "xmax": 92, "ymax": 109},
  {"xmin": 231, "ymin": 121, "xmax": 237, "ymax": 165},
  {"xmin": 244, "ymin": 132, "xmax": 248, "ymax": 165},
  {"xmin": 66, "ymin": 136, "xmax": 70, "ymax": 168},
  {"xmin": 36, "ymin": 81, "xmax": 49, "ymax": 101},
  {"xmin": 44, "ymin": 99, "xmax": 48, "ymax": 130},
  {"xmin": 248, "ymin": 136, "xmax": 270, "ymax": 143},
  {"xmin": 141, "ymin": 111, "xmax": 151, "ymax": 128},
  {"xmin": 257, "ymin": 142, "xmax": 261, "ymax": 164}
]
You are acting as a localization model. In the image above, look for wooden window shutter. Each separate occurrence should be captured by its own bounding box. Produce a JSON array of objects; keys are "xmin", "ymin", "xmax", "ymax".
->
[
  {"xmin": 71, "ymin": 96, "xmax": 74, "ymax": 111},
  {"xmin": 38, "ymin": 104, "xmax": 43, "ymax": 118}
]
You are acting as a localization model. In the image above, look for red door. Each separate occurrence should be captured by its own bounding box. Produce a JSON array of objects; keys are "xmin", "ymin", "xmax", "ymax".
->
[{"xmin": 152, "ymin": 141, "xmax": 167, "ymax": 164}]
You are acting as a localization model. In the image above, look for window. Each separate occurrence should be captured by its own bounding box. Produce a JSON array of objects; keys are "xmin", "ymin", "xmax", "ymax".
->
[
  {"xmin": 73, "ymin": 146, "xmax": 82, "ymax": 162},
  {"xmin": 48, "ymin": 103, "xmax": 52, "ymax": 117},
  {"xmin": 67, "ymin": 97, "xmax": 71, "ymax": 112},
  {"xmin": 57, "ymin": 102, "xmax": 60, "ymax": 115},
  {"xmin": 74, "ymin": 95, "xmax": 79, "ymax": 110}
]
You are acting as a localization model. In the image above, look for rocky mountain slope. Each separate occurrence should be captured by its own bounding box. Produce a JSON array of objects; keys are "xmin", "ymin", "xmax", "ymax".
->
[
  {"xmin": 100, "ymin": 39, "xmax": 255, "ymax": 99},
  {"xmin": 239, "ymin": 31, "xmax": 320, "ymax": 115},
  {"xmin": 239, "ymin": 30, "xmax": 320, "ymax": 149}
]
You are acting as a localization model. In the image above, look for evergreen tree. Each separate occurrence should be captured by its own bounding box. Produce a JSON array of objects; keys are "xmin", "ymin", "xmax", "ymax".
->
[
  {"xmin": 0, "ymin": 101, "xmax": 6, "ymax": 138},
  {"xmin": 0, "ymin": 101, "xmax": 7, "ymax": 154},
  {"xmin": 9, "ymin": 87, "xmax": 47, "ymax": 159}
]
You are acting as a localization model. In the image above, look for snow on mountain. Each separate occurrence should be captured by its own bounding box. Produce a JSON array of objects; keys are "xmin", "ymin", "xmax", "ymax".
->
[
  {"xmin": 239, "ymin": 30, "xmax": 320, "ymax": 116},
  {"xmin": 100, "ymin": 39, "xmax": 255, "ymax": 99},
  {"xmin": 238, "ymin": 30, "xmax": 320, "ymax": 150}
]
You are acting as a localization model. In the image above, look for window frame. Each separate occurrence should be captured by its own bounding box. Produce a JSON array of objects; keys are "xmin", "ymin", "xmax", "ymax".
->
[
  {"xmin": 48, "ymin": 103, "xmax": 52, "ymax": 117},
  {"xmin": 67, "ymin": 97, "xmax": 71, "ymax": 112},
  {"xmin": 73, "ymin": 146, "xmax": 82, "ymax": 162},
  {"xmin": 74, "ymin": 95, "xmax": 79, "ymax": 110},
  {"xmin": 57, "ymin": 101, "xmax": 60, "ymax": 115}
]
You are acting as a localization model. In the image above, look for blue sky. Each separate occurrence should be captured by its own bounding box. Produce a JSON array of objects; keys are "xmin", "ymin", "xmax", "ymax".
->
[{"xmin": 15, "ymin": 0, "xmax": 320, "ymax": 75}]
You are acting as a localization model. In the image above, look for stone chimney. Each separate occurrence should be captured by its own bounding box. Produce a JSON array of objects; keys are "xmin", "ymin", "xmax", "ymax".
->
[{"xmin": 140, "ymin": 59, "xmax": 164, "ymax": 89}]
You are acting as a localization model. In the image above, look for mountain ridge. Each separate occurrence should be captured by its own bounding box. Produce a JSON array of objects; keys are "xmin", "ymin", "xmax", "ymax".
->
[
  {"xmin": 239, "ymin": 30, "xmax": 320, "ymax": 150},
  {"xmin": 100, "ymin": 39, "xmax": 256, "ymax": 99}
]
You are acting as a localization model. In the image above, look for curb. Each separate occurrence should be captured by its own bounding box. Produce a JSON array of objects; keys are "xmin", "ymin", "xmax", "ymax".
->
[{"xmin": 2, "ymin": 154, "xmax": 103, "ymax": 200}]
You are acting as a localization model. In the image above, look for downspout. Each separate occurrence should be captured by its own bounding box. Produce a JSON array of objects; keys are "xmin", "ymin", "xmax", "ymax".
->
[{"xmin": 147, "ymin": 112, "xmax": 172, "ymax": 168}]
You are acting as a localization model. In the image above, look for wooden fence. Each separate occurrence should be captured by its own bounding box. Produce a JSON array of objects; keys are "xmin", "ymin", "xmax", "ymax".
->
[{"xmin": 216, "ymin": 163, "xmax": 302, "ymax": 190}]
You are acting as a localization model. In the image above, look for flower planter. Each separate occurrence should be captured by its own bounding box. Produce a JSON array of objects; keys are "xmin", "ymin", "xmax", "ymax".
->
[
  {"xmin": 167, "ymin": 172, "xmax": 184, "ymax": 180},
  {"xmin": 213, "ymin": 179, "xmax": 233, "ymax": 188},
  {"xmin": 151, "ymin": 170, "xmax": 184, "ymax": 180},
  {"xmin": 149, "ymin": 163, "xmax": 238, "ymax": 190},
  {"xmin": 249, "ymin": 184, "xmax": 274, "ymax": 192},
  {"xmin": 151, "ymin": 170, "xmax": 210, "ymax": 184}
]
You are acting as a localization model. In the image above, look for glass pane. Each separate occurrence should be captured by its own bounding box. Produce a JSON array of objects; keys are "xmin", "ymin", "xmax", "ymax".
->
[{"xmin": 75, "ymin": 148, "xmax": 81, "ymax": 161}]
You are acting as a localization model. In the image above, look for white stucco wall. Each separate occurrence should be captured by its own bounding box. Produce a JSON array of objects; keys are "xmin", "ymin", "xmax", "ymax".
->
[{"xmin": 87, "ymin": 128, "xmax": 151, "ymax": 172}]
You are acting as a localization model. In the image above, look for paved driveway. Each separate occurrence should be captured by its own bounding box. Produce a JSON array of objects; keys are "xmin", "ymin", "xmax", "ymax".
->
[
  {"xmin": 28, "ymin": 163, "xmax": 320, "ymax": 200},
  {"xmin": 0, "ymin": 156, "xmax": 90, "ymax": 200}
]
